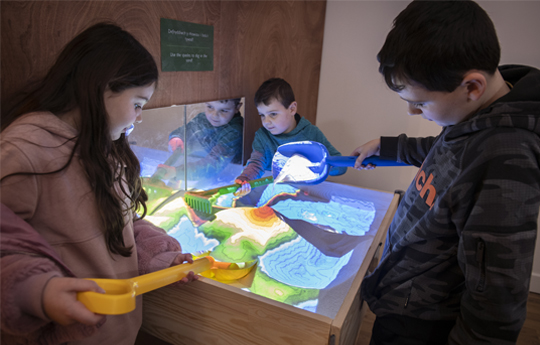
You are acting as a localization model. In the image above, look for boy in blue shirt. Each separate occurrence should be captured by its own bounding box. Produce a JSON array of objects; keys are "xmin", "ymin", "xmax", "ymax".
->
[
  {"xmin": 235, "ymin": 78, "xmax": 345, "ymax": 196},
  {"xmin": 352, "ymin": 1, "xmax": 540, "ymax": 344}
]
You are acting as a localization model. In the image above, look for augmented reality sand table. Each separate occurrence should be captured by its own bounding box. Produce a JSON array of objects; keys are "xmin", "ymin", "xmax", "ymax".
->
[
  {"xmin": 143, "ymin": 180, "xmax": 376, "ymax": 319},
  {"xmin": 130, "ymin": 107, "xmax": 399, "ymax": 344}
]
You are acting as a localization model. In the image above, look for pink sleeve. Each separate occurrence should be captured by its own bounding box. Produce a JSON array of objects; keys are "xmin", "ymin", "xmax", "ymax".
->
[
  {"xmin": 0, "ymin": 205, "xmax": 99, "ymax": 343},
  {"xmin": 1, "ymin": 255, "xmax": 99, "ymax": 343},
  {"xmin": 1, "ymin": 254, "xmax": 59, "ymax": 334},
  {"xmin": 133, "ymin": 218, "xmax": 182, "ymax": 275}
]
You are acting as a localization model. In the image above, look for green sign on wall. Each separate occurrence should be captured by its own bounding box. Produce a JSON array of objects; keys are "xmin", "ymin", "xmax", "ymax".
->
[{"xmin": 160, "ymin": 18, "xmax": 214, "ymax": 72}]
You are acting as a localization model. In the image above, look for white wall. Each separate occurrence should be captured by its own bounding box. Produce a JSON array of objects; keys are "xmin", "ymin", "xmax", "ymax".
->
[{"xmin": 316, "ymin": 0, "xmax": 540, "ymax": 290}]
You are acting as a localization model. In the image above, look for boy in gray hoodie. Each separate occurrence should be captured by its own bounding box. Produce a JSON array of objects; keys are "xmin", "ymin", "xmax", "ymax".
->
[{"xmin": 352, "ymin": 1, "xmax": 540, "ymax": 344}]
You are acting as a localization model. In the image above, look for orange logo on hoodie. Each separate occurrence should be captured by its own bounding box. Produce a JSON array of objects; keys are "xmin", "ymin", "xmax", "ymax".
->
[{"xmin": 415, "ymin": 169, "xmax": 436, "ymax": 208}]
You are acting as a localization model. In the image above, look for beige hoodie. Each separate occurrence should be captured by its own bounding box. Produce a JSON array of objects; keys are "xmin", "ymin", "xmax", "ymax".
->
[{"xmin": 1, "ymin": 112, "xmax": 181, "ymax": 344}]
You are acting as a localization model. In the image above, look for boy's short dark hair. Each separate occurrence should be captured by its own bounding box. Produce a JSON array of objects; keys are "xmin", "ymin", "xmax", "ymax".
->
[
  {"xmin": 254, "ymin": 78, "xmax": 295, "ymax": 109},
  {"xmin": 378, "ymin": 0, "xmax": 500, "ymax": 93}
]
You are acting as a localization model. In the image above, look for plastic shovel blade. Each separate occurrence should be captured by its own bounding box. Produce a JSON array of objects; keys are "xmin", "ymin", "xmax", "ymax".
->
[
  {"xmin": 272, "ymin": 141, "xmax": 328, "ymax": 185},
  {"xmin": 272, "ymin": 141, "xmax": 409, "ymax": 185}
]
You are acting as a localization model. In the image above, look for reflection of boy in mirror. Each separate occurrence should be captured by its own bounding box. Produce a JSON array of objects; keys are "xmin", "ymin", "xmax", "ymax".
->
[
  {"xmin": 234, "ymin": 78, "xmax": 345, "ymax": 196},
  {"xmin": 155, "ymin": 98, "xmax": 243, "ymax": 182}
]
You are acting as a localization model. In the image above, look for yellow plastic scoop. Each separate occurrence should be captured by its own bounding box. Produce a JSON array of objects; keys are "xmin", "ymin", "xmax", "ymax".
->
[{"xmin": 77, "ymin": 256, "xmax": 257, "ymax": 315}]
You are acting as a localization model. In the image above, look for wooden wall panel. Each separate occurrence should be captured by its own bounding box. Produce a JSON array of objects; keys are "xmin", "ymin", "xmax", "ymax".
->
[{"xmin": 1, "ymin": 0, "xmax": 326, "ymax": 162}]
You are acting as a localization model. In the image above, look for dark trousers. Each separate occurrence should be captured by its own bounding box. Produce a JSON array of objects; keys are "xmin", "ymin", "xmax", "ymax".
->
[{"xmin": 370, "ymin": 314, "xmax": 456, "ymax": 345}]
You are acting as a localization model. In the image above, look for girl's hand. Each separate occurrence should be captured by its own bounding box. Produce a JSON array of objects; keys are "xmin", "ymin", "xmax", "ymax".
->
[
  {"xmin": 351, "ymin": 139, "xmax": 381, "ymax": 170},
  {"xmin": 171, "ymin": 253, "xmax": 199, "ymax": 284},
  {"xmin": 42, "ymin": 277, "xmax": 106, "ymax": 326}
]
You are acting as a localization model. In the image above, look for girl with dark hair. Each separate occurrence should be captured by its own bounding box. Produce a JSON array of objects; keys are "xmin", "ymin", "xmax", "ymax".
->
[{"xmin": 1, "ymin": 22, "xmax": 196, "ymax": 344}]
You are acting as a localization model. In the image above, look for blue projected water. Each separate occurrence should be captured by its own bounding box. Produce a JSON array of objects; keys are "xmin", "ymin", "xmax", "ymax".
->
[{"xmin": 145, "ymin": 182, "xmax": 380, "ymax": 318}]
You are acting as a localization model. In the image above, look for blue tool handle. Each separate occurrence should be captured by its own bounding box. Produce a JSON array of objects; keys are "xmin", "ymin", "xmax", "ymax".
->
[
  {"xmin": 362, "ymin": 156, "xmax": 410, "ymax": 166},
  {"xmin": 327, "ymin": 155, "xmax": 409, "ymax": 167},
  {"xmin": 325, "ymin": 156, "xmax": 357, "ymax": 167}
]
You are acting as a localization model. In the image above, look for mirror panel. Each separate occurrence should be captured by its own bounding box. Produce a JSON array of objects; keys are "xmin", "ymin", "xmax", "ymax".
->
[
  {"xmin": 129, "ymin": 98, "xmax": 245, "ymax": 196},
  {"xmin": 182, "ymin": 99, "xmax": 245, "ymax": 190},
  {"xmin": 129, "ymin": 105, "xmax": 186, "ymax": 190}
]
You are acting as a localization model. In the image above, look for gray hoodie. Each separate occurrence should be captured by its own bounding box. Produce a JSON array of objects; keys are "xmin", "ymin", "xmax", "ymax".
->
[{"xmin": 362, "ymin": 65, "xmax": 540, "ymax": 344}]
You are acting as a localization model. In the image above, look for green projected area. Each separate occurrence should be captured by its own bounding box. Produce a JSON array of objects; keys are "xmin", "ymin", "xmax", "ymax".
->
[{"xmin": 143, "ymin": 181, "xmax": 377, "ymax": 318}]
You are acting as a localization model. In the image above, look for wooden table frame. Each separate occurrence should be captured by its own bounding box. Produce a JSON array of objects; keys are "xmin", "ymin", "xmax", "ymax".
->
[{"xmin": 141, "ymin": 188, "xmax": 400, "ymax": 345}]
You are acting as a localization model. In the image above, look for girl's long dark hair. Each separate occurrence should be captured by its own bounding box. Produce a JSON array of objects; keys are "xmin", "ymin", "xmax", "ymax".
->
[{"xmin": 1, "ymin": 22, "xmax": 158, "ymax": 257}]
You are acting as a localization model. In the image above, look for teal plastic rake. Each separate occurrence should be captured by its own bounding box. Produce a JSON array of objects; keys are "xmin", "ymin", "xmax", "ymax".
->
[{"xmin": 184, "ymin": 176, "xmax": 273, "ymax": 214}]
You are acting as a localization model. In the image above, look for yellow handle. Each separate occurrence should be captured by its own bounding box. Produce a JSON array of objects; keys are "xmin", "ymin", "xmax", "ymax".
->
[
  {"xmin": 133, "ymin": 256, "xmax": 213, "ymax": 295},
  {"xmin": 77, "ymin": 257, "xmax": 213, "ymax": 315}
]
